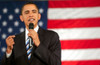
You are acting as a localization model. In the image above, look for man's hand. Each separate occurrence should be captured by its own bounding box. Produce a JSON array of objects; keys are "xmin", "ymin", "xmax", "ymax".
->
[
  {"xmin": 6, "ymin": 35, "xmax": 15, "ymax": 54},
  {"xmin": 28, "ymin": 29, "xmax": 40, "ymax": 47}
]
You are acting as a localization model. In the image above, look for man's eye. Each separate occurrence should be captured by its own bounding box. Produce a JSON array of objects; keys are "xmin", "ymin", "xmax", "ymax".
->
[
  {"xmin": 25, "ymin": 11, "xmax": 29, "ymax": 14},
  {"xmin": 32, "ymin": 10, "xmax": 37, "ymax": 13}
]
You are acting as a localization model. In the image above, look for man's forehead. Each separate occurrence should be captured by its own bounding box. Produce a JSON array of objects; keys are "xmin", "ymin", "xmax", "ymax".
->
[
  {"xmin": 23, "ymin": 4, "xmax": 37, "ymax": 9},
  {"xmin": 24, "ymin": 9, "xmax": 37, "ymax": 11},
  {"xmin": 22, "ymin": 5, "xmax": 38, "ymax": 11}
]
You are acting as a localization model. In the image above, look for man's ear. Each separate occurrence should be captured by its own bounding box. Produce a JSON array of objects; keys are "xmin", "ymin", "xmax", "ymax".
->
[
  {"xmin": 38, "ymin": 13, "xmax": 41, "ymax": 20},
  {"xmin": 20, "ymin": 15, "xmax": 23, "ymax": 22}
]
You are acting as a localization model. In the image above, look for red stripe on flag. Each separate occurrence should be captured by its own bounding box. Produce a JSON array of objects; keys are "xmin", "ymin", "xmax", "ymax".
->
[
  {"xmin": 61, "ymin": 39, "xmax": 100, "ymax": 49},
  {"xmin": 48, "ymin": 0, "xmax": 100, "ymax": 65},
  {"xmin": 62, "ymin": 60, "xmax": 100, "ymax": 65},
  {"xmin": 48, "ymin": 18, "xmax": 100, "ymax": 28},
  {"xmin": 49, "ymin": 0, "xmax": 100, "ymax": 8}
]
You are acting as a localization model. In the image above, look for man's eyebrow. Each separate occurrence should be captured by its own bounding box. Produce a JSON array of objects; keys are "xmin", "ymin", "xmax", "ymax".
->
[
  {"xmin": 24, "ymin": 10, "xmax": 29, "ymax": 12},
  {"xmin": 24, "ymin": 10, "xmax": 29, "ymax": 14},
  {"xmin": 32, "ymin": 9, "xmax": 37, "ymax": 11},
  {"xmin": 24, "ymin": 9, "xmax": 37, "ymax": 11},
  {"xmin": 23, "ymin": 9, "xmax": 38, "ymax": 14}
]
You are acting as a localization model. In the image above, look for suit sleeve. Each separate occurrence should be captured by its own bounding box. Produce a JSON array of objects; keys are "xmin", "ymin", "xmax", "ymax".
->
[
  {"xmin": 35, "ymin": 32, "xmax": 61, "ymax": 65},
  {"xmin": 1, "ymin": 50, "xmax": 15, "ymax": 65}
]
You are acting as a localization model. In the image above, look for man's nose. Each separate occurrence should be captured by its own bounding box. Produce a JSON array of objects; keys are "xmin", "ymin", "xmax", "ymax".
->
[{"xmin": 29, "ymin": 12, "xmax": 34, "ymax": 17}]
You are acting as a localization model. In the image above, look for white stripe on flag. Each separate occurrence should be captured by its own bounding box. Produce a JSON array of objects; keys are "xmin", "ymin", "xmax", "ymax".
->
[
  {"xmin": 48, "ymin": 7, "xmax": 100, "ymax": 19},
  {"xmin": 61, "ymin": 48, "xmax": 100, "ymax": 61},
  {"xmin": 49, "ymin": 27, "xmax": 100, "ymax": 40}
]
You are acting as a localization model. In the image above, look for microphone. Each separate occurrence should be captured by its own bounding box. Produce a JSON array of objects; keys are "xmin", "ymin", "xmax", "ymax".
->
[
  {"xmin": 29, "ymin": 23, "xmax": 34, "ymax": 47},
  {"xmin": 29, "ymin": 23, "xmax": 34, "ymax": 29}
]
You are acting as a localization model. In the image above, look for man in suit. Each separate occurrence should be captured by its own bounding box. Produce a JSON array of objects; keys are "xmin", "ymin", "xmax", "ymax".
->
[{"xmin": 1, "ymin": 2, "xmax": 61, "ymax": 65}]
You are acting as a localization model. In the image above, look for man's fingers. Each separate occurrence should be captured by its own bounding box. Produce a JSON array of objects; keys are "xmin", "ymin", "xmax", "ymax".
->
[
  {"xmin": 6, "ymin": 35, "xmax": 15, "ymax": 47},
  {"xmin": 7, "ymin": 35, "xmax": 15, "ymax": 40},
  {"xmin": 9, "ymin": 35, "xmax": 15, "ymax": 38},
  {"xmin": 10, "ymin": 40, "xmax": 15, "ymax": 45},
  {"xmin": 28, "ymin": 33, "xmax": 31, "ymax": 36},
  {"xmin": 8, "ymin": 41, "xmax": 14, "ymax": 46},
  {"xmin": 29, "ymin": 29, "xmax": 36, "ymax": 34}
]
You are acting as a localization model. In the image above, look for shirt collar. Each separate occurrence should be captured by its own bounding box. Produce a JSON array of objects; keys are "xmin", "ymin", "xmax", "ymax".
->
[{"xmin": 25, "ymin": 25, "xmax": 39, "ymax": 40}]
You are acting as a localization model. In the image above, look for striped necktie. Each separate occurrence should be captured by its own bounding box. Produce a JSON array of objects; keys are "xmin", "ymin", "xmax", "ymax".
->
[{"xmin": 26, "ymin": 37, "xmax": 33, "ymax": 60}]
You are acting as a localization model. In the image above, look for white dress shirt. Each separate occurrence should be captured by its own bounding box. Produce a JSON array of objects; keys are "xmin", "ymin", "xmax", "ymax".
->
[{"xmin": 6, "ymin": 25, "xmax": 39, "ymax": 58}]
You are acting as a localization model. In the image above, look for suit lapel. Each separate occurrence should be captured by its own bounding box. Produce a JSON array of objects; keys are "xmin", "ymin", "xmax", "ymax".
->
[
  {"xmin": 29, "ymin": 27, "xmax": 45, "ymax": 64},
  {"xmin": 38, "ymin": 27, "xmax": 45, "ymax": 44},
  {"xmin": 13, "ymin": 32, "xmax": 29, "ymax": 63}
]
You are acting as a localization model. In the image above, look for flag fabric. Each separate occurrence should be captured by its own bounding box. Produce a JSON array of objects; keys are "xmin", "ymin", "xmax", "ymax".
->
[
  {"xmin": 0, "ymin": 0, "xmax": 100, "ymax": 65},
  {"xmin": 48, "ymin": 0, "xmax": 100, "ymax": 65}
]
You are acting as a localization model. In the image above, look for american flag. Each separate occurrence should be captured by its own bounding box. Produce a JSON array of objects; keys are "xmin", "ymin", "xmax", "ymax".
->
[{"xmin": 0, "ymin": 0, "xmax": 100, "ymax": 65}]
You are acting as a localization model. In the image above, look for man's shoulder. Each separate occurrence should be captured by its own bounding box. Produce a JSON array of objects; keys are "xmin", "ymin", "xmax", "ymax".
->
[
  {"xmin": 40, "ymin": 27, "xmax": 59, "ymax": 37},
  {"xmin": 14, "ymin": 31, "xmax": 25, "ymax": 39}
]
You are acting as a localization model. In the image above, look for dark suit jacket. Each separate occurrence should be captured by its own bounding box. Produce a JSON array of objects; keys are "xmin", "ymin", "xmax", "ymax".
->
[{"xmin": 1, "ymin": 27, "xmax": 61, "ymax": 65}]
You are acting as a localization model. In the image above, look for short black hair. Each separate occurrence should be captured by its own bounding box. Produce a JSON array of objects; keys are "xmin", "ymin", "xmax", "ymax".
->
[{"xmin": 20, "ymin": 2, "xmax": 39, "ymax": 15}]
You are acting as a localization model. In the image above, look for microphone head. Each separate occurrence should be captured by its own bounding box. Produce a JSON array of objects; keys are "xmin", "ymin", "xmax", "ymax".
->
[{"xmin": 29, "ymin": 23, "xmax": 34, "ymax": 29}]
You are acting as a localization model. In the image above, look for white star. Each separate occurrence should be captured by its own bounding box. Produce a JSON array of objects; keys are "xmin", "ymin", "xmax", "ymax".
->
[
  {"xmin": 8, "ymin": 14, "xmax": 13, "ymax": 20},
  {"xmin": 39, "ymin": 8, "xmax": 44, "ymax": 14},
  {"xmin": 2, "ymin": 33, "xmax": 7, "ymax": 39},
  {"xmin": 2, "ymin": 21, "xmax": 7, "ymax": 26},
  {"xmin": 39, "ymin": 21, "xmax": 43, "ymax": 27},
  {"xmin": 14, "ymin": 21, "xmax": 19, "ymax": 27},
  {"xmin": 8, "ymin": 27, "xmax": 13, "ymax": 33},
  {"xmin": 0, "ymin": 15, "xmax": 2, "ymax": 20},
  {"xmin": 3, "ymin": 8, "xmax": 8, "ymax": 14},
  {"xmin": 2, "ymin": 47, "xmax": 6, "ymax": 52},
  {"xmin": 15, "ymin": 8, "xmax": 20, "ymax": 14},
  {"xmin": 20, "ymin": 27, "xmax": 24, "ymax": 32}
]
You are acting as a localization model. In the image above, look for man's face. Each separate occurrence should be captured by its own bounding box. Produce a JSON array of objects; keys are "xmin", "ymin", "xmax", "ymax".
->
[{"xmin": 20, "ymin": 4, "xmax": 41, "ymax": 29}]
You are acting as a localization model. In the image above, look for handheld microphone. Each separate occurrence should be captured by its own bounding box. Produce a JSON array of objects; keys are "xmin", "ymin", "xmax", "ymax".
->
[
  {"xmin": 29, "ymin": 23, "xmax": 34, "ymax": 29},
  {"xmin": 29, "ymin": 23, "xmax": 34, "ymax": 47}
]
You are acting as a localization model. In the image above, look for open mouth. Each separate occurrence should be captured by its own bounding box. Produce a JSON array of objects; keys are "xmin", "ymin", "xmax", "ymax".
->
[{"xmin": 28, "ymin": 18, "xmax": 35, "ymax": 21}]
